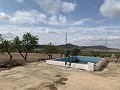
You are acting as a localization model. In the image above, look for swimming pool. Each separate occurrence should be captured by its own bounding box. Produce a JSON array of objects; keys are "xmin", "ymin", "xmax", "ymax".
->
[
  {"xmin": 46, "ymin": 56, "xmax": 107, "ymax": 71},
  {"xmin": 56, "ymin": 56, "xmax": 101, "ymax": 64}
]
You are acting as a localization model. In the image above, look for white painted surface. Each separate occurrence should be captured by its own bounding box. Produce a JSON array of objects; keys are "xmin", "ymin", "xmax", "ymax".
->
[
  {"xmin": 87, "ymin": 62, "xmax": 94, "ymax": 71},
  {"xmin": 46, "ymin": 60, "xmax": 94, "ymax": 71}
]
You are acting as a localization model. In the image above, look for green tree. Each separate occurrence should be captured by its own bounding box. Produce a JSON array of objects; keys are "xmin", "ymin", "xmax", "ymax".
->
[
  {"xmin": 0, "ymin": 39, "xmax": 14, "ymax": 60},
  {"xmin": 71, "ymin": 48, "xmax": 80, "ymax": 56},
  {"xmin": 13, "ymin": 36, "xmax": 25, "ymax": 60},
  {"xmin": 58, "ymin": 48, "xmax": 65, "ymax": 58},
  {"xmin": 64, "ymin": 50, "xmax": 71, "ymax": 57},
  {"xmin": 89, "ymin": 50, "xmax": 99, "ymax": 57},
  {"xmin": 13, "ymin": 32, "xmax": 38, "ymax": 61},
  {"xmin": 114, "ymin": 52, "xmax": 120, "ymax": 63},
  {"xmin": 44, "ymin": 43, "xmax": 57, "ymax": 59}
]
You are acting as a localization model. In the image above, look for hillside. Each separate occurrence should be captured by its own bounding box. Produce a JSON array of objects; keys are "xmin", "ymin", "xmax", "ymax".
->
[{"xmin": 36, "ymin": 43, "xmax": 114, "ymax": 50}]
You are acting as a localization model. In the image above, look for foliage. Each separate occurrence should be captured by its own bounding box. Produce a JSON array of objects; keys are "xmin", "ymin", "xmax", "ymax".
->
[
  {"xmin": 71, "ymin": 48, "xmax": 80, "ymax": 56},
  {"xmin": 88, "ymin": 50, "xmax": 99, "ymax": 57},
  {"xmin": 99, "ymin": 53, "xmax": 112, "ymax": 58},
  {"xmin": 13, "ymin": 32, "xmax": 39, "ymax": 61},
  {"xmin": 3, "ymin": 60, "xmax": 26, "ymax": 68},
  {"xmin": 0, "ymin": 39, "xmax": 14, "ymax": 60},
  {"xmin": 13, "ymin": 36, "xmax": 23, "ymax": 52},
  {"xmin": 114, "ymin": 52, "xmax": 120, "ymax": 63},
  {"xmin": 44, "ymin": 43, "xmax": 57, "ymax": 59},
  {"xmin": 64, "ymin": 50, "xmax": 71, "ymax": 57},
  {"xmin": 58, "ymin": 48, "xmax": 65, "ymax": 58},
  {"xmin": 22, "ymin": 32, "xmax": 38, "ymax": 52}
]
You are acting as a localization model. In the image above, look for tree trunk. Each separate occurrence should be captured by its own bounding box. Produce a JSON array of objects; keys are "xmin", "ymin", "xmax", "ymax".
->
[
  {"xmin": 115, "ymin": 58, "xmax": 119, "ymax": 63},
  {"xmin": 50, "ymin": 55, "xmax": 52, "ymax": 59},
  {"xmin": 18, "ymin": 50, "xmax": 27, "ymax": 61},
  {"xmin": 7, "ymin": 51, "xmax": 12, "ymax": 60},
  {"xmin": 46, "ymin": 52, "xmax": 51, "ymax": 59},
  {"xmin": 24, "ymin": 52, "xmax": 28, "ymax": 61}
]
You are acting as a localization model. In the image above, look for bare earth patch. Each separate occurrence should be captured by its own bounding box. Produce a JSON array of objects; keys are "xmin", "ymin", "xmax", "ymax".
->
[{"xmin": 0, "ymin": 60, "xmax": 120, "ymax": 90}]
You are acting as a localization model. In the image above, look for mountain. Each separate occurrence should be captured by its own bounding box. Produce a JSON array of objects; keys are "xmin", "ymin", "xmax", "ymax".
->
[
  {"xmin": 58, "ymin": 43, "xmax": 80, "ymax": 49},
  {"xmin": 36, "ymin": 43, "xmax": 116, "ymax": 50},
  {"xmin": 58, "ymin": 44, "xmax": 111, "ymax": 50}
]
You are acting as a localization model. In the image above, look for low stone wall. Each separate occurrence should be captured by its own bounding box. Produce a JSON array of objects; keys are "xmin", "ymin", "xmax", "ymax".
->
[{"xmin": 94, "ymin": 58, "xmax": 107, "ymax": 71}]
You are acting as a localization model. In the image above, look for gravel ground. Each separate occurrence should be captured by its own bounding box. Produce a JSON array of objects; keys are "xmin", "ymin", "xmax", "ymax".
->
[{"xmin": 0, "ymin": 61, "xmax": 120, "ymax": 90}]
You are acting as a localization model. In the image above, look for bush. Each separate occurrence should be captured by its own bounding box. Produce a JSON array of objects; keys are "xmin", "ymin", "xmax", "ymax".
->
[{"xmin": 4, "ymin": 60, "xmax": 26, "ymax": 67}]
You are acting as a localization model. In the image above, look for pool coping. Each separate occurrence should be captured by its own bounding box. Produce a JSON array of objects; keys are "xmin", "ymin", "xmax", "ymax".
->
[{"xmin": 46, "ymin": 57, "xmax": 107, "ymax": 71}]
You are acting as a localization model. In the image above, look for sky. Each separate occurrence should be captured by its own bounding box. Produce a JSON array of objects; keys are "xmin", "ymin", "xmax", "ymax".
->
[{"xmin": 0, "ymin": 0, "xmax": 120, "ymax": 48}]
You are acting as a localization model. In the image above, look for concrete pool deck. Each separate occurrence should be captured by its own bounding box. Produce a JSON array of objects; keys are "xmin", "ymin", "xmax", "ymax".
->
[{"xmin": 46, "ymin": 56, "xmax": 107, "ymax": 71}]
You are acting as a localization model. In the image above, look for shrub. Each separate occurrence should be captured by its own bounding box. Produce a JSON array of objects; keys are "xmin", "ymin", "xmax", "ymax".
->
[{"xmin": 4, "ymin": 60, "xmax": 26, "ymax": 67}]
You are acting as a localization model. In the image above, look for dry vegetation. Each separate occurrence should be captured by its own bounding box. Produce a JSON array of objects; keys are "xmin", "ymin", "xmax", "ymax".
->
[
  {"xmin": 0, "ymin": 53, "xmax": 61, "ymax": 63},
  {"xmin": 0, "ymin": 53, "xmax": 120, "ymax": 90}
]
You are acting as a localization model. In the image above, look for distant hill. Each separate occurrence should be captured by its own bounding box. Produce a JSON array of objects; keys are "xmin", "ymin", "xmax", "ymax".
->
[
  {"xmin": 58, "ymin": 43, "xmax": 80, "ymax": 49},
  {"xmin": 80, "ymin": 45, "xmax": 110, "ymax": 50},
  {"xmin": 36, "ymin": 43, "xmax": 116, "ymax": 50},
  {"xmin": 58, "ymin": 43, "xmax": 110, "ymax": 50}
]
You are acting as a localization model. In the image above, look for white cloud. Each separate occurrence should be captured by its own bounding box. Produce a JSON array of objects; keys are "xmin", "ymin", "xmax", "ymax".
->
[
  {"xmin": 2, "ymin": 32, "xmax": 15, "ymax": 39},
  {"xmin": 10, "ymin": 10, "xmax": 47, "ymax": 24},
  {"xmin": 0, "ymin": 12, "xmax": 11, "ymax": 21},
  {"xmin": 16, "ymin": 0, "xmax": 24, "ymax": 3},
  {"xmin": 48, "ymin": 15, "xmax": 67, "ymax": 25},
  {"xmin": 0, "ymin": 10, "xmax": 47, "ymax": 24},
  {"xmin": 72, "ymin": 19, "xmax": 92, "ymax": 26},
  {"xmin": 36, "ymin": 0, "xmax": 61, "ymax": 14},
  {"xmin": 100, "ymin": 0, "xmax": 120, "ymax": 18},
  {"xmin": 48, "ymin": 15, "xmax": 58, "ymax": 25},
  {"xmin": 36, "ymin": 0, "xmax": 77, "ymax": 14},
  {"xmin": 0, "ymin": 10, "xmax": 68, "ymax": 26},
  {"xmin": 0, "ymin": 25, "xmax": 120, "ymax": 48},
  {"xmin": 59, "ymin": 15, "xmax": 67, "ymax": 24},
  {"xmin": 62, "ymin": 2, "xmax": 77, "ymax": 13}
]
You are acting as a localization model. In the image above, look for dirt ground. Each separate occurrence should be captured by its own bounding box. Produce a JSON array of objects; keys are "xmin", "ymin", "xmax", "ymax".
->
[
  {"xmin": 0, "ymin": 53, "xmax": 61, "ymax": 63},
  {"xmin": 0, "ymin": 58, "xmax": 120, "ymax": 90}
]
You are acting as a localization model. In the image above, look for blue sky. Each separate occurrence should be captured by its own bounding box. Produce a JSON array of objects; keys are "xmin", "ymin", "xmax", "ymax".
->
[{"xmin": 0, "ymin": 0, "xmax": 120, "ymax": 48}]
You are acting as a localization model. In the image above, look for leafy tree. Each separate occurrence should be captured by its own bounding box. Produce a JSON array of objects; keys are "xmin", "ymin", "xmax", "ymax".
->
[
  {"xmin": 58, "ymin": 48, "xmax": 65, "ymax": 58},
  {"xmin": 13, "ymin": 32, "xmax": 38, "ymax": 61},
  {"xmin": 13, "ymin": 36, "xmax": 25, "ymax": 60},
  {"xmin": 99, "ymin": 53, "xmax": 112, "ymax": 58},
  {"xmin": 71, "ymin": 48, "xmax": 80, "ymax": 56},
  {"xmin": 114, "ymin": 52, "xmax": 120, "ymax": 63},
  {"xmin": 0, "ymin": 39, "xmax": 14, "ymax": 60},
  {"xmin": 44, "ymin": 43, "xmax": 57, "ymax": 59},
  {"xmin": 64, "ymin": 50, "xmax": 71, "ymax": 57},
  {"xmin": 89, "ymin": 50, "xmax": 99, "ymax": 57}
]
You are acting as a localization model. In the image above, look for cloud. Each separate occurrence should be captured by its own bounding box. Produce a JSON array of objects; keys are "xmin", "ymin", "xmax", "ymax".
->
[
  {"xmin": 0, "ymin": 10, "xmax": 67, "ymax": 26},
  {"xmin": 48, "ymin": 15, "xmax": 67, "ymax": 25},
  {"xmin": 72, "ymin": 19, "xmax": 92, "ymax": 26},
  {"xmin": 0, "ymin": 25, "xmax": 120, "ymax": 48},
  {"xmin": 0, "ymin": 10, "xmax": 47, "ymax": 24},
  {"xmin": 0, "ymin": 12, "xmax": 11, "ymax": 21},
  {"xmin": 100, "ymin": 0, "xmax": 120, "ymax": 18},
  {"xmin": 48, "ymin": 15, "xmax": 58, "ymax": 25},
  {"xmin": 16, "ymin": 0, "xmax": 24, "ymax": 3},
  {"xmin": 62, "ymin": 2, "xmax": 77, "ymax": 13},
  {"xmin": 59, "ymin": 15, "xmax": 67, "ymax": 24},
  {"xmin": 36, "ymin": 0, "xmax": 77, "ymax": 14},
  {"xmin": 36, "ymin": 0, "xmax": 61, "ymax": 14},
  {"xmin": 10, "ymin": 10, "xmax": 47, "ymax": 24},
  {"xmin": 2, "ymin": 32, "xmax": 15, "ymax": 39}
]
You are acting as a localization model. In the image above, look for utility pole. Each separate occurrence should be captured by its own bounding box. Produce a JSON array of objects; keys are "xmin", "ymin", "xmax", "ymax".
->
[
  {"xmin": 104, "ymin": 37, "xmax": 107, "ymax": 58},
  {"xmin": 65, "ymin": 33, "xmax": 67, "ymax": 65},
  {"xmin": 65, "ymin": 33, "xmax": 67, "ymax": 56}
]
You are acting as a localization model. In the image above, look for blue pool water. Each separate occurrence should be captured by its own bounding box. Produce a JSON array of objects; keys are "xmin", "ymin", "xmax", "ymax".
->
[{"xmin": 56, "ymin": 56, "xmax": 101, "ymax": 64}]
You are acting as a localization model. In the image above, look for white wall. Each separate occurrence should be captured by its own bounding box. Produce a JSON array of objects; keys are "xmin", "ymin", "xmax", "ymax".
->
[{"xmin": 46, "ymin": 60, "xmax": 95, "ymax": 71}]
